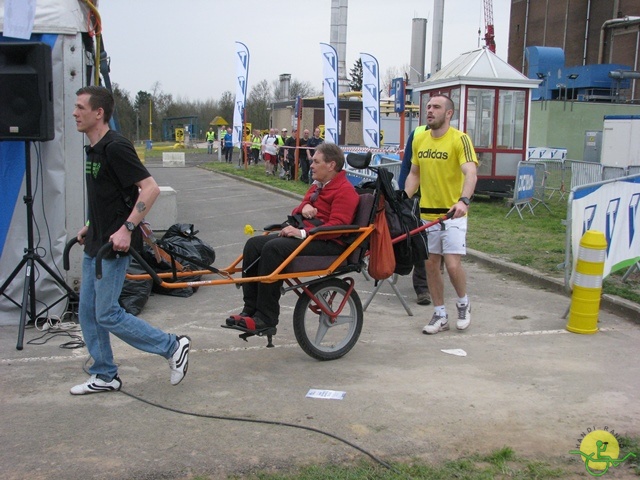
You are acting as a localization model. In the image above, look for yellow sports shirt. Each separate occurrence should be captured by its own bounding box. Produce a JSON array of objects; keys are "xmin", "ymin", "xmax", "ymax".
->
[{"xmin": 411, "ymin": 127, "xmax": 478, "ymax": 220}]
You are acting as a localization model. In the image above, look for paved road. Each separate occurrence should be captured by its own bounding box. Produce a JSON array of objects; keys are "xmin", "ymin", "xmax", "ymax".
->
[{"xmin": 1, "ymin": 162, "xmax": 638, "ymax": 479}]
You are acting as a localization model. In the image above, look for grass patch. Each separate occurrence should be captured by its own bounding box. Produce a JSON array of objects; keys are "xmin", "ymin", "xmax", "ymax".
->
[
  {"xmin": 202, "ymin": 161, "xmax": 310, "ymax": 197},
  {"xmin": 220, "ymin": 448, "xmax": 568, "ymax": 479},
  {"xmin": 619, "ymin": 435, "xmax": 640, "ymax": 475}
]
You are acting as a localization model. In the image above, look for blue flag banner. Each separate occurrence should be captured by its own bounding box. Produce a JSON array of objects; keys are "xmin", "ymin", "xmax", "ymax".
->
[
  {"xmin": 361, "ymin": 53, "xmax": 380, "ymax": 148},
  {"xmin": 320, "ymin": 42, "xmax": 339, "ymax": 144},
  {"xmin": 233, "ymin": 41, "xmax": 249, "ymax": 147}
]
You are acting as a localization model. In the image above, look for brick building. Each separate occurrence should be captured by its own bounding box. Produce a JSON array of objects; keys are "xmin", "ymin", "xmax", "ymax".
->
[{"xmin": 508, "ymin": 0, "xmax": 640, "ymax": 100}]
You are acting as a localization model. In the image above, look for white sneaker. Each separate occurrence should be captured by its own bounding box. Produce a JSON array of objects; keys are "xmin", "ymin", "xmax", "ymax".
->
[
  {"xmin": 168, "ymin": 335, "xmax": 191, "ymax": 385},
  {"xmin": 423, "ymin": 313, "xmax": 449, "ymax": 335},
  {"xmin": 70, "ymin": 374, "xmax": 122, "ymax": 395},
  {"xmin": 456, "ymin": 302, "xmax": 471, "ymax": 330}
]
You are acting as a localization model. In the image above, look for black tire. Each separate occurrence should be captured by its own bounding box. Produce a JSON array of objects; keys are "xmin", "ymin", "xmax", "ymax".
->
[{"xmin": 292, "ymin": 278, "xmax": 363, "ymax": 361}]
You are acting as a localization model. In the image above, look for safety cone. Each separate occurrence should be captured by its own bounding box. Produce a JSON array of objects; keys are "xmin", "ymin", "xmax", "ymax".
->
[{"xmin": 566, "ymin": 230, "xmax": 607, "ymax": 334}]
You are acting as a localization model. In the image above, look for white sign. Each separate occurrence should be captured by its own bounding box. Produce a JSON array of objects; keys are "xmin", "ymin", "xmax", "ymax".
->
[
  {"xmin": 571, "ymin": 175, "xmax": 640, "ymax": 279},
  {"xmin": 306, "ymin": 389, "xmax": 346, "ymax": 400}
]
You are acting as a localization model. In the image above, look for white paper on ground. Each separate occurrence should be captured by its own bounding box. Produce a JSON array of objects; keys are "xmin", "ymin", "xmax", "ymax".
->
[
  {"xmin": 306, "ymin": 389, "xmax": 346, "ymax": 400},
  {"xmin": 441, "ymin": 349, "xmax": 467, "ymax": 356}
]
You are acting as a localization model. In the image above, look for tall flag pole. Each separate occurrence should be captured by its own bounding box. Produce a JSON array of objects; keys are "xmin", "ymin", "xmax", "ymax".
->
[
  {"xmin": 360, "ymin": 53, "xmax": 380, "ymax": 148},
  {"xmin": 320, "ymin": 43, "xmax": 339, "ymax": 144},
  {"xmin": 233, "ymin": 41, "xmax": 249, "ymax": 148}
]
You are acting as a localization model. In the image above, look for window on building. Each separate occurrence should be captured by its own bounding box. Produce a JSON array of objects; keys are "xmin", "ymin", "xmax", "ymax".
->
[
  {"xmin": 497, "ymin": 90, "xmax": 525, "ymax": 149},
  {"xmin": 467, "ymin": 88, "xmax": 495, "ymax": 148}
]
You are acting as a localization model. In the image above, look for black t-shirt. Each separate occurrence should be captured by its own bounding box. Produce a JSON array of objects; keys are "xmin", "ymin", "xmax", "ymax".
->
[
  {"xmin": 284, "ymin": 135, "xmax": 297, "ymax": 160},
  {"xmin": 84, "ymin": 130, "xmax": 151, "ymax": 257},
  {"xmin": 306, "ymin": 136, "xmax": 323, "ymax": 158}
]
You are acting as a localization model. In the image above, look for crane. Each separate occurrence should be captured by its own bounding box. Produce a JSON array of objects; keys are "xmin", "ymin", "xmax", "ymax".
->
[{"xmin": 483, "ymin": 0, "xmax": 496, "ymax": 53}]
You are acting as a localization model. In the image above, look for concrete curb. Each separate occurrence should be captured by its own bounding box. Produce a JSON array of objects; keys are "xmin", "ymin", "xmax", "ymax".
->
[
  {"xmin": 467, "ymin": 248, "xmax": 640, "ymax": 322},
  {"xmin": 210, "ymin": 166, "xmax": 640, "ymax": 323}
]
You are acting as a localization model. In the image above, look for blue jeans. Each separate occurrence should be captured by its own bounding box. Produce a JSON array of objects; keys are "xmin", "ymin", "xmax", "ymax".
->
[{"xmin": 79, "ymin": 253, "xmax": 176, "ymax": 381}]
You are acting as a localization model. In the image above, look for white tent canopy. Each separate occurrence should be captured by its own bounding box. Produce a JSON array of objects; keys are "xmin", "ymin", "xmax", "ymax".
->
[
  {"xmin": 0, "ymin": 0, "xmax": 92, "ymax": 326},
  {"xmin": 0, "ymin": 0, "xmax": 87, "ymax": 34}
]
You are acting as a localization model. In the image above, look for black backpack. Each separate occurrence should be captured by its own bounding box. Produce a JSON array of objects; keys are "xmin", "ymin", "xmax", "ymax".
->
[
  {"xmin": 358, "ymin": 167, "xmax": 429, "ymax": 275},
  {"xmin": 375, "ymin": 168, "xmax": 429, "ymax": 275}
]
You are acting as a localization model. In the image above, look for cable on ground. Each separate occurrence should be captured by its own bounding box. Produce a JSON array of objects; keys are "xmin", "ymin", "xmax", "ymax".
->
[{"xmin": 118, "ymin": 388, "xmax": 399, "ymax": 473}]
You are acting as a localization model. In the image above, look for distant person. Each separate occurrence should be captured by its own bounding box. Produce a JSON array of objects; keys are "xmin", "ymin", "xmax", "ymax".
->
[
  {"xmin": 398, "ymin": 125, "xmax": 431, "ymax": 306},
  {"xmin": 298, "ymin": 128, "xmax": 311, "ymax": 182},
  {"xmin": 278, "ymin": 128, "xmax": 290, "ymax": 178},
  {"xmin": 70, "ymin": 85, "xmax": 190, "ymax": 395},
  {"xmin": 404, "ymin": 94, "xmax": 478, "ymax": 335},
  {"xmin": 250, "ymin": 128, "xmax": 262, "ymax": 165},
  {"xmin": 304, "ymin": 127, "xmax": 323, "ymax": 184},
  {"xmin": 283, "ymin": 128, "xmax": 298, "ymax": 180},
  {"xmin": 206, "ymin": 127, "xmax": 216, "ymax": 154},
  {"xmin": 223, "ymin": 127, "xmax": 233, "ymax": 163},
  {"xmin": 261, "ymin": 128, "xmax": 279, "ymax": 175}
]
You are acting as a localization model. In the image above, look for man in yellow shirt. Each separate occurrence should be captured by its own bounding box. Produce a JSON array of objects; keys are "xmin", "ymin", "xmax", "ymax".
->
[
  {"xmin": 404, "ymin": 94, "xmax": 478, "ymax": 335},
  {"xmin": 205, "ymin": 127, "xmax": 216, "ymax": 154}
]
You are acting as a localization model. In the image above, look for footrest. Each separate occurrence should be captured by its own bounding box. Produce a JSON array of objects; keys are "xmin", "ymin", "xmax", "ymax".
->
[{"xmin": 220, "ymin": 324, "xmax": 277, "ymax": 347}]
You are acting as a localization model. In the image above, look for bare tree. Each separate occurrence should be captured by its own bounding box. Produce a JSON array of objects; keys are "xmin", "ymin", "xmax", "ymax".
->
[
  {"xmin": 217, "ymin": 91, "xmax": 235, "ymax": 127},
  {"xmin": 291, "ymin": 79, "xmax": 320, "ymax": 98},
  {"xmin": 246, "ymin": 80, "xmax": 272, "ymax": 130},
  {"xmin": 381, "ymin": 64, "xmax": 410, "ymax": 96},
  {"xmin": 111, "ymin": 83, "xmax": 136, "ymax": 141}
]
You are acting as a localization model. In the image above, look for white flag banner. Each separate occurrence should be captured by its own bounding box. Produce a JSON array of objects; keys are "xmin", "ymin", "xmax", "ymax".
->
[
  {"xmin": 3, "ymin": 0, "xmax": 36, "ymax": 39},
  {"xmin": 571, "ymin": 175, "xmax": 640, "ymax": 280},
  {"xmin": 320, "ymin": 42, "xmax": 339, "ymax": 144},
  {"xmin": 233, "ymin": 41, "xmax": 249, "ymax": 147},
  {"xmin": 360, "ymin": 53, "xmax": 380, "ymax": 148}
]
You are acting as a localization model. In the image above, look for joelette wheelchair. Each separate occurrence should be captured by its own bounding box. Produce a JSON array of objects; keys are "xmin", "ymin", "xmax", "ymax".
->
[{"xmin": 65, "ymin": 153, "xmax": 382, "ymax": 361}]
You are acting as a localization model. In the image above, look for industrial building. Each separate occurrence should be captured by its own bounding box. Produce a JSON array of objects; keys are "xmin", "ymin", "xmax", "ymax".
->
[{"xmin": 508, "ymin": 0, "xmax": 640, "ymax": 103}]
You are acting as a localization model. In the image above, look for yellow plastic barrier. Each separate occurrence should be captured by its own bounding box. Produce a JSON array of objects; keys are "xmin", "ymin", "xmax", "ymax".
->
[{"xmin": 566, "ymin": 230, "xmax": 607, "ymax": 334}]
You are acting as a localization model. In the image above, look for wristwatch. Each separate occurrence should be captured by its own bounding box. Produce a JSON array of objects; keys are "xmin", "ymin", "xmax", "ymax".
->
[
  {"xmin": 458, "ymin": 196, "xmax": 471, "ymax": 206},
  {"xmin": 124, "ymin": 221, "xmax": 136, "ymax": 232}
]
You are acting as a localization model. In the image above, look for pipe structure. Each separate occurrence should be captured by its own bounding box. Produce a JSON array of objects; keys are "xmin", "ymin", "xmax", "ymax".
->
[
  {"xmin": 598, "ymin": 16, "xmax": 640, "ymax": 64},
  {"xmin": 431, "ymin": 0, "xmax": 444, "ymax": 74},
  {"xmin": 521, "ymin": 0, "xmax": 530, "ymax": 73},
  {"xmin": 583, "ymin": 0, "xmax": 591, "ymax": 66}
]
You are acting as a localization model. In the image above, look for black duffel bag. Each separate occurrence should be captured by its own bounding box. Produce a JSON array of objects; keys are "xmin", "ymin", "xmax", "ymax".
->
[{"xmin": 146, "ymin": 224, "xmax": 216, "ymax": 297}]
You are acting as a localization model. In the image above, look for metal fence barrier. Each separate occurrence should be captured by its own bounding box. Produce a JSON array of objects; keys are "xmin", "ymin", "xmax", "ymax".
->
[
  {"xmin": 568, "ymin": 160, "xmax": 603, "ymax": 190},
  {"xmin": 603, "ymin": 166, "xmax": 627, "ymax": 180},
  {"xmin": 343, "ymin": 150, "xmax": 403, "ymax": 188},
  {"xmin": 539, "ymin": 160, "xmax": 568, "ymax": 200},
  {"xmin": 628, "ymin": 165, "xmax": 640, "ymax": 176},
  {"xmin": 345, "ymin": 160, "xmax": 403, "ymax": 188},
  {"xmin": 524, "ymin": 159, "xmax": 637, "ymax": 202}
]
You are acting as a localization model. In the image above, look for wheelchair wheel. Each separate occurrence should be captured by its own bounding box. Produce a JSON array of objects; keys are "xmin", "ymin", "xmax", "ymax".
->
[{"xmin": 293, "ymin": 278, "xmax": 363, "ymax": 361}]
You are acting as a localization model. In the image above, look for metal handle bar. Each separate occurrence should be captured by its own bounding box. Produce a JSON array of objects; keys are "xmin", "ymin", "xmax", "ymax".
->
[
  {"xmin": 63, "ymin": 237, "xmax": 79, "ymax": 271},
  {"xmin": 95, "ymin": 242, "xmax": 163, "ymax": 285},
  {"xmin": 391, "ymin": 211, "xmax": 454, "ymax": 245}
]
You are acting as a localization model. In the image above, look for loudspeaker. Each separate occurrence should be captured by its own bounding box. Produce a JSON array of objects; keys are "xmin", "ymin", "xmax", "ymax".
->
[{"xmin": 0, "ymin": 42, "xmax": 54, "ymax": 141}]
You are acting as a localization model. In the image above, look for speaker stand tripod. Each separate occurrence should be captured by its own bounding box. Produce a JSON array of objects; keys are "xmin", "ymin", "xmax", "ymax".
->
[{"xmin": 0, "ymin": 142, "xmax": 78, "ymax": 350}]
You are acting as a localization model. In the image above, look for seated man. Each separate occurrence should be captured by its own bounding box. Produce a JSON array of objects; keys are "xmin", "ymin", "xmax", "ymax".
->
[{"xmin": 227, "ymin": 143, "xmax": 359, "ymax": 331}]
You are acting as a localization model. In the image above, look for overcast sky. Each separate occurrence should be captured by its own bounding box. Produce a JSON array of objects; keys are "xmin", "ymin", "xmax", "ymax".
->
[{"xmin": 97, "ymin": 0, "xmax": 512, "ymax": 101}]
